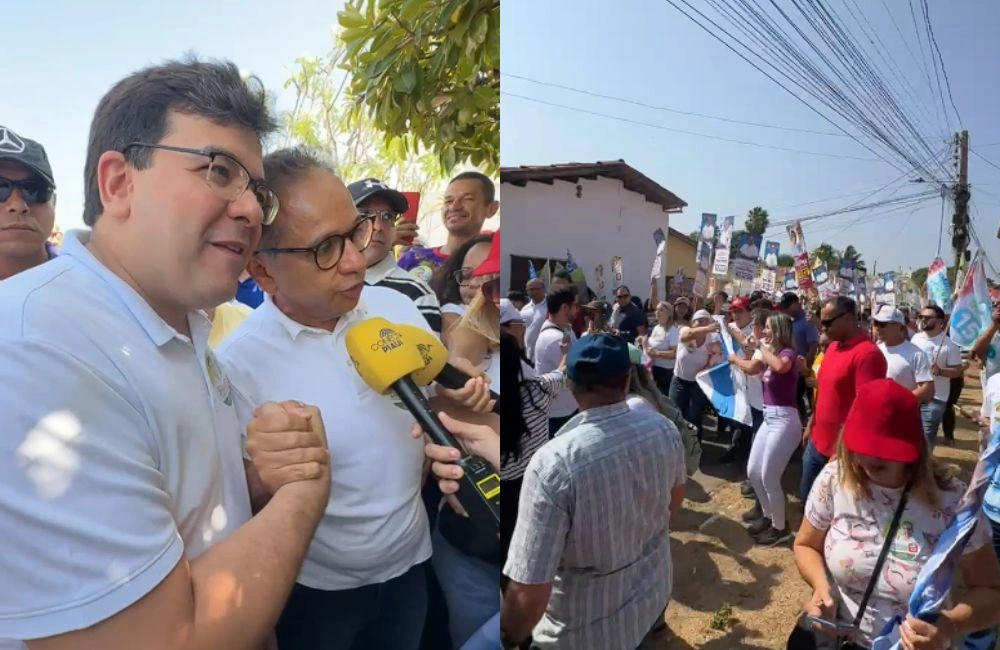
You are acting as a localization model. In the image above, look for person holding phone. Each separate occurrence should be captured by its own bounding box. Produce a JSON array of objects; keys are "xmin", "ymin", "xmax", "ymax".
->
[{"xmin": 794, "ymin": 380, "xmax": 1000, "ymax": 649}]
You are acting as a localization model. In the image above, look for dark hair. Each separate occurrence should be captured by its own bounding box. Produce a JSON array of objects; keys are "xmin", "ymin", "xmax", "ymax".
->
[
  {"xmin": 750, "ymin": 290, "xmax": 765, "ymax": 303},
  {"xmin": 84, "ymin": 56, "xmax": 277, "ymax": 226},
  {"xmin": 500, "ymin": 331, "xmax": 545, "ymax": 463},
  {"xmin": 925, "ymin": 304, "xmax": 946, "ymax": 320},
  {"xmin": 751, "ymin": 307, "xmax": 771, "ymax": 328},
  {"xmin": 507, "ymin": 290, "xmax": 528, "ymax": 304},
  {"xmin": 779, "ymin": 292, "xmax": 800, "ymax": 310},
  {"xmin": 552, "ymin": 269, "xmax": 573, "ymax": 283},
  {"xmin": 568, "ymin": 365, "xmax": 629, "ymax": 394},
  {"xmin": 546, "ymin": 288, "xmax": 577, "ymax": 315},
  {"xmin": 257, "ymin": 147, "xmax": 339, "ymax": 247},
  {"xmin": 616, "ymin": 285, "xmax": 631, "ymax": 296},
  {"xmin": 824, "ymin": 295, "xmax": 857, "ymax": 314},
  {"xmin": 450, "ymin": 171, "xmax": 496, "ymax": 204},
  {"xmin": 436, "ymin": 233, "xmax": 493, "ymax": 306}
]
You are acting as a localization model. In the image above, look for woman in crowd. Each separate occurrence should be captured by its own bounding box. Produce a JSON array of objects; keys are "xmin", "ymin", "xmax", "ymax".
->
[
  {"xmin": 499, "ymin": 331, "xmax": 564, "ymax": 564},
  {"xmin": 449, "ymin": 234, "xmax": 501, "ymax": 386},
  {"xmin": 436, "ymin": 233, "xmax": 494, "ymax": 342},
  {"xmin": 627, "ymin": 343, "xmax": 700, "ymax": 475},
  {"xmin": 794, "ymin": 379, "xmax": 1000, "ymax": 649},
  {"xmin": 674, "ymin": 296, "xmax": 693, "ymax": 326},
  {"xmin": 499, "ymin": 298, "xmax": 526, "ymax": 353},
  {"xmin": 642, "ymin": 301, "xmax": 680, "ymax": 396},
  {"xmin": 670, "ymin": 309, "xmax": 720, "ymax": 442},
  {"xmin": 729, "ymin": 312, "xmax": 801, "ymax": 546},
  {"xmin": 581, "ymin": 299, "xmax": 609, "ymax": 336}
]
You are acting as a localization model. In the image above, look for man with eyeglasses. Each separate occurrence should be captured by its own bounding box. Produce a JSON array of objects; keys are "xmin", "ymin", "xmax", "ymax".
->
[
  {"xmin": 801, "ymin": 296, "xmax": 886, "ymax": 501},
  {"xmin": 610, "ymin": 285, "xmax": 647, "ymax": 344},
  {"xmin": 216, "ymin": 148, "xmax": 491, "ymax": 650},
  {"xmin": 0, "ymin": 59, "xmax": 330, "ymax": 650},
  {"xmin": 0, "ymin": 126, "xmax": 58, "ymax": 281},
  {"xmin": 350, "ymin": 178, "xmax": 443, "ymax": 336},
  {"xmin": 911, "ymin": 304, "xmax": 965, "ymax": 446}
]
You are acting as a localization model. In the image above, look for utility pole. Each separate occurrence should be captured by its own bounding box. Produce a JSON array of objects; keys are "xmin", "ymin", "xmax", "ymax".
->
[{"xmin": 951, "ymin": 130, "xmax": 971, "ymax": 269}]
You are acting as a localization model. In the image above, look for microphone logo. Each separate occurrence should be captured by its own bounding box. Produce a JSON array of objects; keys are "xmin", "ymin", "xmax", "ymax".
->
[
  {"xmin": 416, "ymin": 342, "xmax": 432, "ymax": 367},
  {"xmin": 370, "ymin": 327, "xmax": 404, "ymax": 353}
]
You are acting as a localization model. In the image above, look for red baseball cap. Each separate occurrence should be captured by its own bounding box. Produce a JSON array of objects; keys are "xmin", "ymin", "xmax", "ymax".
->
[
  {"xmin": 842, "ymin": 379, "xmax": 924, "ymax": 463},
  {"xmin": 731, "ymin": 296, "xmax": 751, "ymax": 311},
  {"xmin": 473, "ymin": 231, "xmax": 500, "ymax": 277}
]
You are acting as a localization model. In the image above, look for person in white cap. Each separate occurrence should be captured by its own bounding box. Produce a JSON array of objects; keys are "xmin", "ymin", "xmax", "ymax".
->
[
  {"xmin": 500, "ymin": 298, "xmax": 526, "ymax": 350},
  {"xmin": 874, "ymin": 304, "xmax": 934, "ymax": 405},
  {"xmin": 670, "ymin": 309, "xmax": 721, "ymax": 442}
]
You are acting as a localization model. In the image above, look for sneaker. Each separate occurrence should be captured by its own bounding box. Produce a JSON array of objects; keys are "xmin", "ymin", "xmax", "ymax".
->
[
  {"xmin": 748, "ymin": 517, "xmax": 772, "ymax": 536},
  {"xmin": 740, "ymin": 481, "xmax": 754, "ymax": 498},
  {"xmin": 740, "ymin": 502, "xmax": 763, "ymax": 523},
  {"xmin": 755, "ymin": 525, "xmax": 793, "ymax": 547}
]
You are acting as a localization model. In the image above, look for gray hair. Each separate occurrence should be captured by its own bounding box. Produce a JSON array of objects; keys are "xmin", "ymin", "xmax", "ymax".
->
[
  {"xmin": 84, "ymin": 56, "xmax": 277, "ymax": 226},
  {"xmin": 258, "ymin": 147, "xmax": 340, "ymax": 248}
]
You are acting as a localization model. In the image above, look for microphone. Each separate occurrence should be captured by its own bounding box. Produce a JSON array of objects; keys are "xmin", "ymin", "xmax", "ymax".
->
[
  {"xmin": 344, "ymin": 318, "xmax": 500, "ymax": 533},
  {"xmin": 393, "ymin": 323, "xmax": 500, "ymax": 413}
]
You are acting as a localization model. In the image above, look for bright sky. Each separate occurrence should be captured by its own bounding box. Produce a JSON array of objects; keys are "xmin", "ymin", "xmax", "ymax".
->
[
  {"xmin": 500, "ymin": 0, "xmax": 1000, "ymax": 276},
  {"xmin": 4, "ymin": 0, "xmax": 347, "ymax": 233}
]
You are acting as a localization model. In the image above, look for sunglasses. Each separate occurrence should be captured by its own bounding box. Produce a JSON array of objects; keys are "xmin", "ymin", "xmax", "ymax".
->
[
  {"xmin": 0, "ymin": 178, "xmax": 53, "ymax": 205},
  {"xmin": 917, "ymin": 315, "xmax": 937, "ymax": 321},
  {"xmin": 821, "ymin": 311, "xmax": 848, "ymax": 328}
]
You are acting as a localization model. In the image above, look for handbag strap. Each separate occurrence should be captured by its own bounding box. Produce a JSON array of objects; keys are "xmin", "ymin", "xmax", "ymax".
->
[{"xmin": 852, "ymin": 480, "xmax": 912, "ymax": 626}]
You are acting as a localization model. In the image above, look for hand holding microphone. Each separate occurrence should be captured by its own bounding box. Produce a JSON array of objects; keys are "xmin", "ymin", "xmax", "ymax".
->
[
  {"xmin": 344, "ymin": 318, "xmax": 500, "ymax": 534},
  {"xmin": 393, "ymin": 323, "xmax": 499, "ymax": 414}
]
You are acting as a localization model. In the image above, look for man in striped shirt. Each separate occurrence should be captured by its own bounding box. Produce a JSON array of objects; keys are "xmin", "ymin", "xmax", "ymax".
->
[
  {"xmin": 350, "ymin": 178, "xmax": 442, "ymax": 335},
  {"xmin": 502, "ymin": 333, "xmax": 687, "ymax": 650}
]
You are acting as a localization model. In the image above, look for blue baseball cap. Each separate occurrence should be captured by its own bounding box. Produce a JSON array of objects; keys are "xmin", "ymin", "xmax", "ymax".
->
[{"xmin": 566, "ymin": 333, "xmax": 630, "ymax": 381}]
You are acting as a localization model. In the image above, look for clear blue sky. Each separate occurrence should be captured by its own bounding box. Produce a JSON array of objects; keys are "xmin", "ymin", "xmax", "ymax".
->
[
  {"xmin": 500, "ymin": 0, "xmax": 1000, "ymax": 275},
  {"xmin": 3, "ymin": 0, "xmax": 346, "ymax": 232}
]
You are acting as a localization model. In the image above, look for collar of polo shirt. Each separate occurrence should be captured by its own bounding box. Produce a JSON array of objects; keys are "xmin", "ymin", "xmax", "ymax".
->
[{"xmin": 261, "ymin": 293, "xmax": 370, "ymax": 340}]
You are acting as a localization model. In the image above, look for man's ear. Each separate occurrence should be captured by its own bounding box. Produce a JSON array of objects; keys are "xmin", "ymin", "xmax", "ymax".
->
[
  {"xmin": 485, "ymin": 200, "xmax": 499, "ymax": 219},
  {"xmin": 248, "ymin": 255, "xmax": 277, "ymax": 295},
  {"xmin": 95, "ymin": 150, "xmax": 133, "ymax": 223}
]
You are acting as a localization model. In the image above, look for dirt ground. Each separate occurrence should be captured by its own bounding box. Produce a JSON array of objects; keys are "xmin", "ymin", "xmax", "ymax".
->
[{"xmin": 646, "ymin": 369, "xmax": 989, "ymax": 650}]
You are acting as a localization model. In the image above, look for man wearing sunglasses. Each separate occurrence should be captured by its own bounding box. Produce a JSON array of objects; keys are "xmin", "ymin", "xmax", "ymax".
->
[
  {"xmin": 911, "ymin": 304, "xmax": 965, "ymax": 445},
  {"xmin": 217, "ymin": 148, "xmax": 492, "ymax": 650},
  {"xmin": 0, "ymin": 59, "xmax": 330, "ymax": 650},
  {"xmin": 0, "ymin": 126, "xmax": 57, "ymax": 281},
  {"xmin": 801, "ymin": 296, "xmax": 887, "ymax": 501},
  {"xmin": 350, "ymin": 177, "xmax": 443, "ymax": 337}
]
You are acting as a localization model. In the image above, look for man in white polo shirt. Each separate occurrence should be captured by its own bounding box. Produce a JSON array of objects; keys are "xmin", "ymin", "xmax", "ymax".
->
[
  {"xmin": 217, "ymin": 148, "xmax": 485, "ymax": 650},
  {"xmin": 874, "ymin": 304, "xmax": 934, "ymax": 404},
  {"xmin": 0, "ymin": 59, "xmax": 331, "ymax": 650}
]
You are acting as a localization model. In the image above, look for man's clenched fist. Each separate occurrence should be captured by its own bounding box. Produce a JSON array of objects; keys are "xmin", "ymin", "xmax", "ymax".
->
[{"xmin": 247, "ymin": 401, "xmax": 330, "ymax": 499}]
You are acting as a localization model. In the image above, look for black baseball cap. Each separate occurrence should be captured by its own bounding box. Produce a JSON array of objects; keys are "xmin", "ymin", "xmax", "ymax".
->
[
  {"xmin": 0, "ymin": 126, "xmax": 55, "ymax": 187},
  {"xmin": 348, "ymin": 178, "xmax": 408, "ymax": 213},
  {"xmin": 779, "ymin": 292, "xmax": 800, "ymax": 309}
]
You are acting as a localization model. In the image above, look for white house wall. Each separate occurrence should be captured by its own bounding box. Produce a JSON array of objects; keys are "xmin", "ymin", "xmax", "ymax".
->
[{"xmin": 500, "ymin": 176, "xmax": 673, "ymax": 298}]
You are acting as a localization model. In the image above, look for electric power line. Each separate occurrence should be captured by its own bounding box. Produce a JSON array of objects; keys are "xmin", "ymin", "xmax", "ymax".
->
[
  {"xmin": 501, "ymin": 91, "xmax": 884, "ymax": 161},
  {"xmin": 500, "ymin": 72, "xmax": 846, "ymax": 136}
]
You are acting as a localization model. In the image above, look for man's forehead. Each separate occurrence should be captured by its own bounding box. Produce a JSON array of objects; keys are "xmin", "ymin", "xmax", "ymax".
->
[
  {"xmin": 163, "ymin": 112, "xmax": 265, "ymax": 178},
  {"xmin": 360, "ymin": 196, "xmax": 393, "ymax": 210},
  {"xmin": 279, "ymin": 170, "xmax": 356, "ymax": 240},
  {"xmin": 445, "ymin": 179, "xmax": 481, "ymax": 198}
]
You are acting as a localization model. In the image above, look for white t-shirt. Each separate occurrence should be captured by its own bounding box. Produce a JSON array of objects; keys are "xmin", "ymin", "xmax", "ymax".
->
[
  {"xmin": 535, "ymin": 321, "xmax": 578, "ymax": 417},
  {"xmin": 674, "ymin": 327, "xmax": 718, "ymax": 381},
  {"xmin": 910, "ymin": 331, "xmax": 962, "ymax": 401},
  {"xmin": 626, "ymin": 394, "xmax": 658, "ymax": 414},
  {"xmin": 521, "ymin": 300, "xmax": 547, "ymax": 361},
  {"xmin": 0, "ymin": 232, "xmax": 251, "ymax": 645},
  {"xmin": 646, "ymin": 324, "xmax": 679, "ymax": 369},
  {"xmin": 216, "ymin": 287, "xmax": 432, "ymax": 591},
  {"xmin": 805, "ymin": 461, "xmax": 990, "ymax": 647},
  {"xmin": 878, "ymin": 340, "xmax": 933, "ymax": 391}
]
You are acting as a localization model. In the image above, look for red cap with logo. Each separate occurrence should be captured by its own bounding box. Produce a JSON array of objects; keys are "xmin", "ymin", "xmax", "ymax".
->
[
  {"xmin": 842, "ymin": 378, "xmax": 924, "ymax": 463},
  {"xmin": 731, "ymin": 296, "xmax": 751, "ymax": 311}
]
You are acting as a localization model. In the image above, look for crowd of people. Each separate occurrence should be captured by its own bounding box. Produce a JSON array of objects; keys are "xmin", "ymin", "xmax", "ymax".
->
[
  {"xmin": 0, "ymin": 57, "xmax": 505, "ymax": 650},
  {"xmin": 500, "ymin": 271, "xmax": 1000, "ymax": 649}
]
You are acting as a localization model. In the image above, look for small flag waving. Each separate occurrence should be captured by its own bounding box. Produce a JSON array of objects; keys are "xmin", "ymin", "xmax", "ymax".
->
[
  {"xmin": 926, "ymin": 258, "xmax": 953, "ymax": 313},
  {"xmin": 528, "ymin": 260, "xmax": 537, "ymax": 280},
  {"xmin": 870, "ymin": 414, "xmax": 1000, "ymax": 650},
  {"xmin": 565, "ymin": 248, "xmax": 578, "ymax": 273},
  {"xmin": 695, "ymin": 317, "xmax": 752, "ymax": 425},
  {"xmin": 950, "ymin": 254, "xmax": 992, "ymax": 348}
]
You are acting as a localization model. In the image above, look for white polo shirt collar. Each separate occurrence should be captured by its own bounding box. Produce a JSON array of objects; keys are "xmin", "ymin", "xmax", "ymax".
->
[{"xmin": 260, "ymin": 292, "xmax": 370, "ymax": 341}]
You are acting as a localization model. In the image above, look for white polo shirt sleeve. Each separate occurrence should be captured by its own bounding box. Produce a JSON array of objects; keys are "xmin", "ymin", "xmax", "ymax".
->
[{"xmin": 0, "ymin": 340, "xmax": 182, "ymax": 641}]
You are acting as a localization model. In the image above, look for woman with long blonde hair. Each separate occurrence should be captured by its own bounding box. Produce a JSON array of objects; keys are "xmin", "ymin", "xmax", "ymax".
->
[{"xmin": 793, "ymin": 379, "xmax": 1000, "ymax": 649}]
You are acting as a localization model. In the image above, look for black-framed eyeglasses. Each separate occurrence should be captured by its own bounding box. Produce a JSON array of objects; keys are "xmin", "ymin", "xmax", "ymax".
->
[
  {"xmin": 122, "ymin": 143, "xmax": 279, "ymax": 225},
  {"xmin": 257, "ymin": 214, "xmax": 376, "ymax": 270},
  {"xmin": 452, "ymin": 267, "xmax": 477, "ymax": 286},
  {"xmin": 821, "ymin": 311, "xmax": 848, "ymax": 328},
  {"xmin": 358, "ymin": 209, "xmax": 399, "ymax": 227},
  {"xmin": 0, "ymin": 177, "xmax": 53, "ymax": 205}
]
